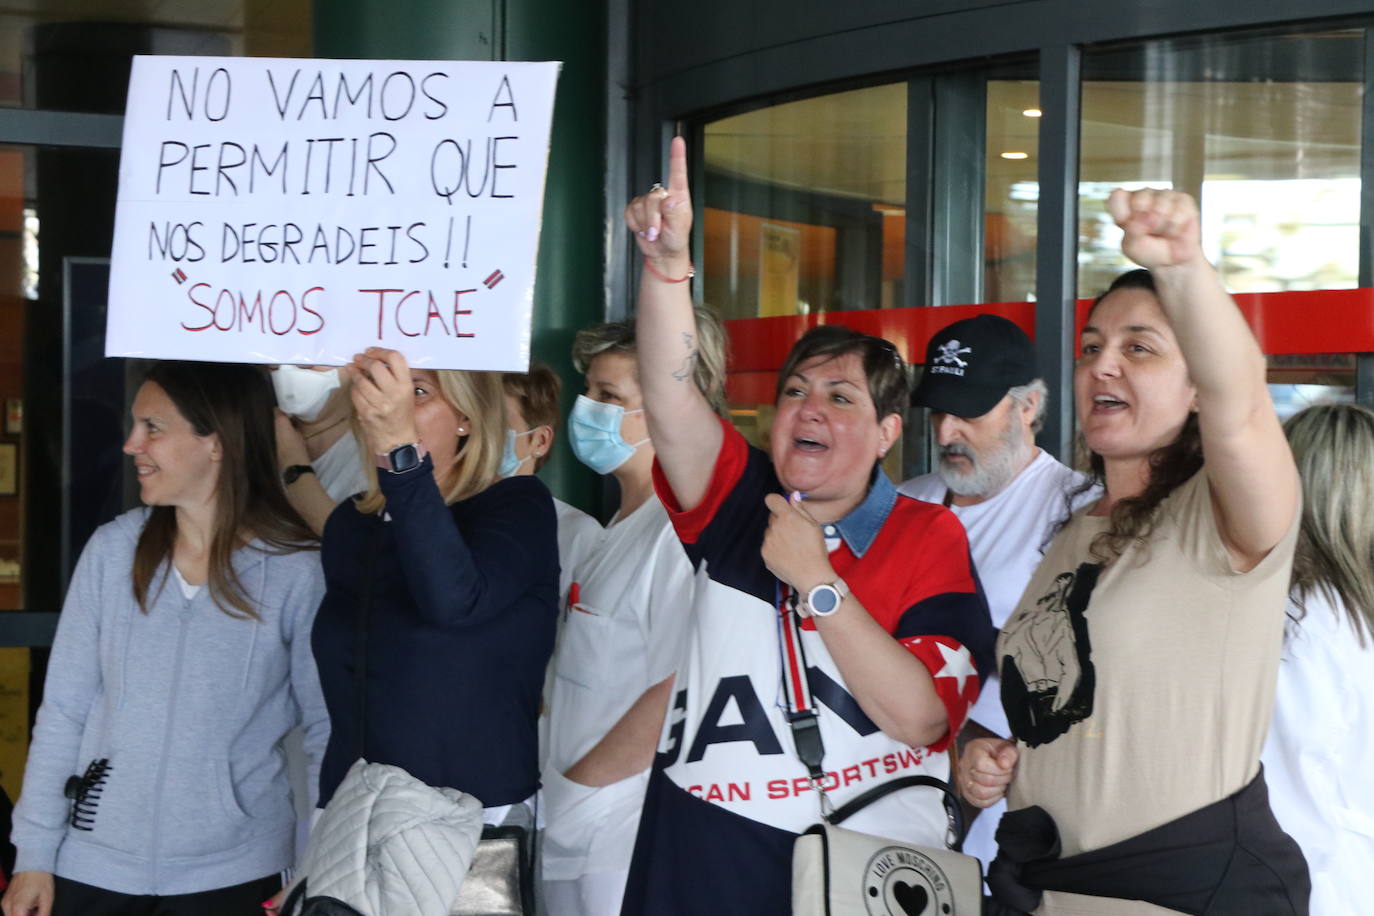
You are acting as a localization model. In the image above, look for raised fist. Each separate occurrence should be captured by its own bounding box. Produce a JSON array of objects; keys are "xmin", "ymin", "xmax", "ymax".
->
[{"xmin": 1107, "ymin": 187, "xmax": 1204, "ymax": 271}]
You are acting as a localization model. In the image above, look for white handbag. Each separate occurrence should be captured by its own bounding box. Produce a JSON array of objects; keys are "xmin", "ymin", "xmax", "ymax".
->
[
  {"xmin": 774, "ymin": 584, "xmax": 983, "ymax": 915},
  {"xmin": 791, "ymin": 775, "xmax": 984, "ymax": 916}
]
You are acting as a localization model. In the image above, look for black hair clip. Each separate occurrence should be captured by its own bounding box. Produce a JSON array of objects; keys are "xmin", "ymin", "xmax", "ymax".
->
[{"xmin": 65, "ymin": 758, "xmax": 112, "ymax": 831}]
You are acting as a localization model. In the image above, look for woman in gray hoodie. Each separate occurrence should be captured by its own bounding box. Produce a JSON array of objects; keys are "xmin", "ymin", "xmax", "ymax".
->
[{"xmin": 2, "ymin": 362, "xmax": 329, "ymax": 916}]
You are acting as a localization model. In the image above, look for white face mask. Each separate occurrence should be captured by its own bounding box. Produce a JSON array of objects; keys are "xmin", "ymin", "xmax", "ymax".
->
[{"xmin": 272, "ymin": 365, "xmax": 342, "ymax": 422}]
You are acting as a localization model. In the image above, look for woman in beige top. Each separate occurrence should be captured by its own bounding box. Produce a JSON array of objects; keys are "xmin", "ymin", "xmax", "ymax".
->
[{"xmin": 959, "ymin": 190, "xmax": 1305, "ymax": 915}]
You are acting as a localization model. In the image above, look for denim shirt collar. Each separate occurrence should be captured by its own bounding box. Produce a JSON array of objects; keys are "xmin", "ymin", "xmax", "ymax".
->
[{"xmin": 824, "ymin": 466, "xmax": 898, "ymax": 558}]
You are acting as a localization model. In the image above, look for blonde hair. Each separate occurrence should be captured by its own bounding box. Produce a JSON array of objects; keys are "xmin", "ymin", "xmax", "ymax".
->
[
  {"xmin": 571, "ymin": 306, "xmax": 730, "ymax": 415},
  {"xmin": 355, "ymin": 369, "xmax": 507, "ymax": 514},
  {"xmin": 1284, "ymin": 403, "xmax": 1374, "ymax": 646},
  {"xmin": 690, "ymin": 305, "xmax": 730, "ymax": 415}
]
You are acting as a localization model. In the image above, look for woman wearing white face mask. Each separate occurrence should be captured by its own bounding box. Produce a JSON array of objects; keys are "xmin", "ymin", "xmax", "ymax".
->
[
  {"xmin": 540, "ymin": 312, "xmax": 725, "ymax": 916},
  {"xmin": 271, "ymin": 365, "xmax": 369, "ymax": 536}
]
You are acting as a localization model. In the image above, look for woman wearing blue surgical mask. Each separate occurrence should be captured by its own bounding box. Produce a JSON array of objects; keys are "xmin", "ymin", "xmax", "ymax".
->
[
  {"xmin": 271, "ymin": 365, "xmax": 369, "ymax": 536},
  {"xmin": 569, "ymin": 348, "xmax": 654, "ymax": 497},
  {"xmin": 540, "ymin": 312, "xmax": 725, "ymax": 916},
  {"xmin": 502, "ymin": 366, "xmax": 603, "ymax": 626},
  {"xmin": 501, "ymin": 366, "xmax": 603, "ymax": 782}
]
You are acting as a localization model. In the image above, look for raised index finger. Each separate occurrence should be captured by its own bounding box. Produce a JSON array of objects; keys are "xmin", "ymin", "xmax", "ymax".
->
[{"xmin": 667, "ymin": 135, "xmax": 689, "ymax": 195}]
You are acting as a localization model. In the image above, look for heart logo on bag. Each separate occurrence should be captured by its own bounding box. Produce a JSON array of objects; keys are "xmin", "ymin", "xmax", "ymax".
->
[
  {"xmin": 892, "ymin": 881, "xmax": 929, "ymax": 914},
  {"xmin": 863, "ymin": 846, "xmax": 956, "ymax": 916}
]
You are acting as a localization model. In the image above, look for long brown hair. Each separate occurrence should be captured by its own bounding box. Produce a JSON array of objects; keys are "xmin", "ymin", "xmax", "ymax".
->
[
  {"xmin": 132, "ymin": 362, "xmax": 317, "ymax": 619},
  {"xmin": 1059, "ymin": 269, "xmax": 1205, "ymax": 562},
  {"xmin": 1080, "ymin": 414, "xmax": 1203, "ymax": 562},
  {"xmin": 1284, "ymin": 403, "xmax": 1374, "ymax": 645}
]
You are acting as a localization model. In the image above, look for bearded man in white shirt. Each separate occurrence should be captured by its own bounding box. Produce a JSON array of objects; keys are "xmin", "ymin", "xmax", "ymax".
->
[{"xmin": 900, "ymin": 314, "xmax": 1099, "ymax": 872}]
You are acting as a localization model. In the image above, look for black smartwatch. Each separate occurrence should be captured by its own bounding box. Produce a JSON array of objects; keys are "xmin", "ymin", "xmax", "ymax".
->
[
  {"xmin": 282, "ymin": 464, "xmax": 315, "ymax": 486},
  {"xmin": 377, "ymin": 442, "xmax": 428, "ymax": 474}
]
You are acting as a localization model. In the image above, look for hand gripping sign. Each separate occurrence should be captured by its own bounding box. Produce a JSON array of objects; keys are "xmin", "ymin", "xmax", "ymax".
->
[{"xmin": 106, "ymin": 56, "xmax": 561, "ymax": 371}]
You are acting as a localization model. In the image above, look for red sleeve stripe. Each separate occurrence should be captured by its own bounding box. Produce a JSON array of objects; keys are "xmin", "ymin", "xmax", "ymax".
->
[
  {"xmin": 900, "ymin": 634, "xmax": 983, "ymax": 753},
  {"xmin": 650, "ymin": 416, "xmax": 749, "ymax": 545}
]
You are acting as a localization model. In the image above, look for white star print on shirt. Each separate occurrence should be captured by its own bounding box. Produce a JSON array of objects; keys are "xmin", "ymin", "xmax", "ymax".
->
[{"xmin": 933, "ymin": 641, "xmax": 978, "ymax": 695}]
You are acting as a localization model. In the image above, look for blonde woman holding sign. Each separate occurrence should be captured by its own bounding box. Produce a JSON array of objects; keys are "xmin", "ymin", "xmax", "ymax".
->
[{"xmin": 310, "ymin": 348, "xmax": 558, "ymax": 839}]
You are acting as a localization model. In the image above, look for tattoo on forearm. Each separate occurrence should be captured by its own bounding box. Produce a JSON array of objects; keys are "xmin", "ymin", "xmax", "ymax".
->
[{"xmin": 672, "ymin": 332, "xmax": 699, "ymax": 383}]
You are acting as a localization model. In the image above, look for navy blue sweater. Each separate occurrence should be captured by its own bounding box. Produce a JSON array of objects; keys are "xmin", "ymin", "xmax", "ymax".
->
[{"xmin": 313, "ymin": 459, "xmax": 559, "ymax": 809}]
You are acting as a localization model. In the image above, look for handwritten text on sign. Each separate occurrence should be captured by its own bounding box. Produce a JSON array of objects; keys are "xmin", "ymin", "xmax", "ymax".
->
[{"xmin": 106, "ymin": 56, "xmax": 561, "ymax": 370}]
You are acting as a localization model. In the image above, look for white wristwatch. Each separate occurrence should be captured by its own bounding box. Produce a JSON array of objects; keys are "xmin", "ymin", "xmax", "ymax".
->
[{"xmin": 801, "ymin": 578, "xmax": 849, "ymax": 617}]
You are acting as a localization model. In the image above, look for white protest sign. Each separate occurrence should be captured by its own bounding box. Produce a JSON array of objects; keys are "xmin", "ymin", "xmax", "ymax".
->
[{"xmin": 106, "ymin": 56, "xmax": 561, "ymax": 370}]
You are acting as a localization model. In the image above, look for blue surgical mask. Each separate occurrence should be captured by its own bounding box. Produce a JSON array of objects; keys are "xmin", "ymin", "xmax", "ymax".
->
[
  {"xmin": 499, "ymin": 427, "xmax": 539, "ymax": 478},
  {"xmin": 568, "ymin": 394, "xmax": 648, "ymax": 475}
]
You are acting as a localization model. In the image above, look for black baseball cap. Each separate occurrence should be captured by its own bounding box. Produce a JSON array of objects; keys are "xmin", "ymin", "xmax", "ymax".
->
[{"xmin": 911, "ymin": 315, "xmax": 1037, "ymax": 418}]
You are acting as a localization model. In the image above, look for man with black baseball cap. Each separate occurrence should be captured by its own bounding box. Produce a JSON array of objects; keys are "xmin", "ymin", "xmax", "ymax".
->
[
  {"xmin": 911, "ymin": 313, "xmax": 1038, "ymax": 422},
  {"xmin": 900, "ymin": 314, "xmax": 1099, "ymax": 873}
]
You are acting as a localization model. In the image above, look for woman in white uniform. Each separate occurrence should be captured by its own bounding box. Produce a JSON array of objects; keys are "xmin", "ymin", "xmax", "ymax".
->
[
  {"xmin": 1262, "ymin": 403, "xmax": 1374, "ymax": 915},
  {"xmin": 540, "ymin": 311, "xmax": 726, "ymax": 916}
]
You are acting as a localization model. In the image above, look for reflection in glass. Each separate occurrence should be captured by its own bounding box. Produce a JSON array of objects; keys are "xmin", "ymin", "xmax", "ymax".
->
[
  {"xmin": 1202, "ymin": 178, "xmax": 1358, "ymax": 292},
  {"xmin": 1268, "ymin": 382, "xmax": 1356, "ymax": 420},
  {"xmin": 1267, "ymin": 354, "xmax": 1356, "ymax": 420},
  {"xmin": 0, "ymin": 145, "xmax": 32, "ymax": 806},
  {"xmin": 986, "ymin": 80, "xmax": 1040, "ymax": 303},
  {"xmin": 0, "ymin": 2, "xmax": 313, "ymax": 112},
  {"xmin": 21, "ymin": 207, "xmax": 36, "ymax": 300},
  {"xmin": 1079, "ymin": 30, "xmax": 1361, "ymax": 297},
  {"xmin": 0, "ymin": 147, "xmax": 28, "ymax": 620},
  {"xmin": 702, "ymin": 83, "xmax": 907, "ymax": 320}
]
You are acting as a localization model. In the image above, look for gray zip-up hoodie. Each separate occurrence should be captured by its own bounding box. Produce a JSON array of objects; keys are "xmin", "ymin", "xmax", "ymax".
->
[{"xmin": 11, "ymin": 508, "xmax": 329, "ymax": 895}]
